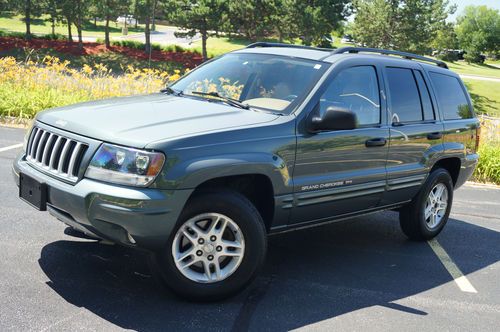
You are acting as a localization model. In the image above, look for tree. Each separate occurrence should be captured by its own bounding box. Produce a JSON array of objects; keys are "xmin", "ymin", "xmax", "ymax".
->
[
  {"xmin": 58, "ymin": 0, "xmax": 75, "ymax": 42},
  {"xmin": 136, "ymin": 0, "xmax": 155, "ymax": 54},
  {"xmin": 352, "ymin": 0, "xmax": 455, "ymax": 53},
  {"xmin": 9, "ymin": 0, "xmax": 44, "ymax": 40},
  {"xmin": 93, "ymin": 0, "xmax": 131, "ymax": 48},
  {"xmin": 167, "ymin": 0, "xmax": 226, "ymax": 61},
  {"xmin": 456, "ymin": 5, "xmax": 500, "ymax": 63},
  {"xmin": 288, "ymin": 0, "xmax": 351, "ymax": 46},
  {"xmin": 431, "ymin": 22, "xmax": 459, "ymax": 60},
  {"xmin": 352, "ymin": 0, "xmax": 394, "ymax": 49},
  {"xmin": 226, "ymin": 0, "xmax": 280, "ymax": 42},
  {"xmin": 43, "ymin": 0, "xmax": 59, "ymax": 37},
  {"xmin": 73, "ymin": 0, "xmax": 88, "ymax": 49}
]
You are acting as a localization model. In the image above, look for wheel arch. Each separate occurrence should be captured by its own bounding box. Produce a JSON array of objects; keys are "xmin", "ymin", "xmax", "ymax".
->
[
  {"xmin": 430, "ymin": 157, "xmax": 461, "ymax": 186},
  {"xmin": 187, "ymin": 174, "xmax": 276, "ymax": 231}
]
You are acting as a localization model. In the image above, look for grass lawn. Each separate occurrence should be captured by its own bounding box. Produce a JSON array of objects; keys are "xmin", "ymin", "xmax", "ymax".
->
[
  {"xmin": 446, "ymin": 61, "xmax": 500, "ymax": 79},
  {"xmin": 0, "ymin": 47, "xmax": 184, "ymax": 74},
  {"xmin": 188, "ymin": 36, "xmax": 353, "ymax": 57},
  {"xmin": 189, "ymin": 37, "xmax": 277, "ymax": 57},
  {"xmin": 463, "ymin": 79, "xmax": 500, "ymax": 117},
  {"xmin": 0, "ymin": 13, "xmax": 145, "ymax": 38}
]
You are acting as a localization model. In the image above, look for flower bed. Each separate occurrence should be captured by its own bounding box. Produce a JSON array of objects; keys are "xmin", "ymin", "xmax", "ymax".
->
[
  {"xmin": 0, "ymin": 56, "xmax": 183, "ymax": 120},
  {"xmin": 0, "ymin": 37, "xmax": 203, "ymax": 68}
]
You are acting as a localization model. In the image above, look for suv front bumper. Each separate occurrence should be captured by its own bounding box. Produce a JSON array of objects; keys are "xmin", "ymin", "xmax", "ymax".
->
[{"xmin": 13, "ymin": 153, "xmax": 192, "ymax": 251}]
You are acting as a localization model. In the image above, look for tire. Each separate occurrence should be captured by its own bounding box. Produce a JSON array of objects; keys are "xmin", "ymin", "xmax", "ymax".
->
[
  {"xmin": 150, "ymin": 190, "xmax": 267, "ymax": 301},
  {"xmin": 399, "ymin": 168, "xmax": 454, "ymax": 241}
]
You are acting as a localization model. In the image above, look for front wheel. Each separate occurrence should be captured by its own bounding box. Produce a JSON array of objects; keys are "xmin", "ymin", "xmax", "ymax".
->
[
  {"xmin": 399, "ymin": 168, "xmax": 454, "ymax": 240},
  {"xmin": 150, "ymin": 190, "xmax": 267, "ymax": 301}
]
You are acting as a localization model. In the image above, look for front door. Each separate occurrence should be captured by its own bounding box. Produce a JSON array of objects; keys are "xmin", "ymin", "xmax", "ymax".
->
[{"xmin": 291, "ymin": 64, "xmax": 389, "ymax": 224}]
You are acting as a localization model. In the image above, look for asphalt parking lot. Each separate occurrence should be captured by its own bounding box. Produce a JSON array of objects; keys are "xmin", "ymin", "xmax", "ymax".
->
[{"xmin": 1, "ymin": 125, "xmax": 499, "ymax": 331}]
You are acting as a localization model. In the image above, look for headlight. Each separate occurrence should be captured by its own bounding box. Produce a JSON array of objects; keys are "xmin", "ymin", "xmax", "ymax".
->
[{"xmin": 85, "ymin": 144, "xmax": 165, "ymax": 187}]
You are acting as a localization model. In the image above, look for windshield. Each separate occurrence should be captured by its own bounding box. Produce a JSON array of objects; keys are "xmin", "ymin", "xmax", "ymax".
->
[{"xmin": 170, "ymin": 53, "xmax": 328, "ymax": 114}]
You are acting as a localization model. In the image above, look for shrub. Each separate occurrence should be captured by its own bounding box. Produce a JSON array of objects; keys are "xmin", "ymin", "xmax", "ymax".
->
[
  {"xmin": 474, "ymin": 142, "xmax": 500, "ymax": 184},
  {"xmin": 436, "ymin": 50, "xmax": 459, "ymax": 62},
  {"xmin": 41, "ymin": 33, "xmax": 67, "ymax": 41},
  {"xmin": 111, "ymin": 40, "xmax": 145, "ymax": 49},
  {"xmin": 0, "ymin": 30, "xmax": 26, "ymax": 38},
  {"xmin": 151, "ymin": 43, "xmax": 162, "ymax": 51},
  {"xmin": 162, "ymin": 44, "xmax": 186, "ymax": 53},
  {"xmin": 464, "ymin": 51, "xmax": 485, "ymax": 64}
]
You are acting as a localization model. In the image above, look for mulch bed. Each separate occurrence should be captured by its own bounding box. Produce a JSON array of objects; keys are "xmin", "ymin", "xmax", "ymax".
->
[{"xmin": 0, "ymin": 37, "xmax": 203, "ymax": 68}]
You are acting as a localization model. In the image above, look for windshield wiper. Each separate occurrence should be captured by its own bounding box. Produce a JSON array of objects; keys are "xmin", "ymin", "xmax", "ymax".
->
[
  {"xmin": 160, "ymin": 86, "xmax": 184, "ymax": 96},
  {"xmin": 190, "ymin": 91, "xmax": 250, "ymax": 110}
]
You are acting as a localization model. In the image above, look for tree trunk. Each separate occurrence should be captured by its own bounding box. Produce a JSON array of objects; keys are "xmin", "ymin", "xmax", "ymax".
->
[
  {"xmin": 67, "ymin": 17, "xmax": 73, "ymax": 42},
  {"xmin": 77, "ymin": 2, "xmax": 83, "ymax": 49},
  {"xmin": 145, "ymin": 12, "xmax": 151, "ymax": 54},
  {"xmin": 277, "ymin": 28, "xmax": 283, "ymax": 43},
  {"xmin": 94, "ymin": 17, "xmax": 97, "ymax": 28},
  {"xmin": 51, "ymin": 15, "xmax": 55, "ymax": 37},
  {"xmin": 201, "ymin": 30, "xmax": 208, "ymax": 61},
  {"xmin": 134, "ymin": 1, "xmax": 139, "ymax": 29},
  {"xmin": 49, "ymin": 0, "xmax": 56, "ymax": 37},
  {"xmin": 25, "ymin": 0, "xmax": 31, "ymax": 40},
  {"xmin": 105, "ymin": 16, "xmax": 110, "ymax": 48},
  {"xmin": 151, "ymin": 0, "xmax": 157, "ymax": 32},
  {"xmin": 77, "ymin": 23, "xmax": 83, "ymax": 49}
]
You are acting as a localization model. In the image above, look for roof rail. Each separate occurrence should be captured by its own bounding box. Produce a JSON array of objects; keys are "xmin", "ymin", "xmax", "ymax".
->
[
  {"xmin": 331, "ymin": 47, "xmax": 448, "ymax": 69},
  {"xmin": 246, "ymin": 42, "xmax": 333, "ymax": 52}
]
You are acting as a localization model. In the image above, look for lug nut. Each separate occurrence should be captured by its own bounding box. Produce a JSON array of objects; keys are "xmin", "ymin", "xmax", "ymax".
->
[
  {"xmin": 198, "ymin": 238, "xmax": 204, "ymax": 244},
  {"xmin": 216, "ymin": 246, "xmax": 222, "ymax": 252},
  {"xmin": 210, "ymin": 235, "xmax": 216, "ymax": 241},
  {"xmin": 196, "ymin": 250, "xmax": 203, "ymax": 256},
  {"xmin": 207, "ymin": 255, "xmax": 214, "ymax": 261}
]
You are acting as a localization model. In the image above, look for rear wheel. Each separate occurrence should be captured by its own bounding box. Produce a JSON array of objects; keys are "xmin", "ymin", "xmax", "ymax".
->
[
  {"xmin": 151, "ymin": 190, "xmax": 267, "ymax": 301},
  {"xmin": 399, "ymin": 168, "xmax": 454, "ymax": 240}
]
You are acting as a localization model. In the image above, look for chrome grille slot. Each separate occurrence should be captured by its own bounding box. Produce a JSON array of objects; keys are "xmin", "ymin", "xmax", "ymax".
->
[{"xmin": 26, "ymin": 127, "xmax": 88, "ymax": 183}]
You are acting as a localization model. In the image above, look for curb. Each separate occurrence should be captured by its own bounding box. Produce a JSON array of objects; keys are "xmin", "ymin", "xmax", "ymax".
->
[{"xmin": 465, "ymin": 181, "xmax": 500, "ymax": 189}]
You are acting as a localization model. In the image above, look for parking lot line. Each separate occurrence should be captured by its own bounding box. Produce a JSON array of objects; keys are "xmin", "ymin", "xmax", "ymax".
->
[
  {"xmin": 0, "ymin": 143, "xmax": 23, "ymax": 153},
  {"xmin": 428, "ymin": 238, "xmax": 478, "ymax": 293}
]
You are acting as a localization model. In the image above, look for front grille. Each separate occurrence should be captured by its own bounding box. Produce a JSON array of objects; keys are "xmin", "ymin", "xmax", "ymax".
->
[{"xmin": 26, "ymin": 126, "xmax": 88, "ymax": 182}]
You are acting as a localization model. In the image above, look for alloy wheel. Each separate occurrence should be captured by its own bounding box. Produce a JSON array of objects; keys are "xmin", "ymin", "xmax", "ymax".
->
[
  {"xmin": 424, "ymin": 183, "xmax": 448, "ymax": 229},
  {"xmin": 172, "ymin": 213, "xmax": 245, "ymax": 283}
]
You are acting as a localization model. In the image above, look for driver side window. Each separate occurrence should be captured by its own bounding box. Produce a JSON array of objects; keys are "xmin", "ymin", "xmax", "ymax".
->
[{"xmin": 320, "ymin": 66, "xmax": 381, "ymax": 126}]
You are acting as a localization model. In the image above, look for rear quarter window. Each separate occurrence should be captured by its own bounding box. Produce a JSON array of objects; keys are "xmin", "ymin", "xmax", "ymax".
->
[{"xmin": 429, "ymin": 72, "xmax": 472, "ymax": 120}]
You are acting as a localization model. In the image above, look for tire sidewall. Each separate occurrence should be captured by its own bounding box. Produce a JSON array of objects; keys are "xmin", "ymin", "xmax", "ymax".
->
[
  {"xmin": 153, "ymin": 190, "xmax": 267, "ymax": 300},
  {"xmin": 416, "ymin": 169, "xmax": 454, "ymax": 238}
]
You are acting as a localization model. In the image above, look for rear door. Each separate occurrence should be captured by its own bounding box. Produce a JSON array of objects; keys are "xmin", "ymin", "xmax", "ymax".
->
[
  {"xmin": 380, "ymin": 66, "xmax": 445, "ymax": 205},
  {"xmin": 291, "ymin": 63, "xmax": 390, "ymax": 224},
  {"xmin": 427, "ymin": 71, "xmax": 479, "ymax": 187}
]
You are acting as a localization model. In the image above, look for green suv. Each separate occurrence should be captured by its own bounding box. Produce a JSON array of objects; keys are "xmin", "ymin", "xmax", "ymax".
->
[{"xmin": 13, "ymin": 44, "xmax": 480, "ymax": 300}]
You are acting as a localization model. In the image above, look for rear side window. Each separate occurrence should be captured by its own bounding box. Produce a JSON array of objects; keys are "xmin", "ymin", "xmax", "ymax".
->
[
  {"xmin": 386, "ymin": 67, "xmax": 422, "ymax": 123},
  {"xmin": 414, "ymin": 71, "xmax": 435, "ymax": 120},
  {"xmin": 429, "ymin": 72, "xmax": 472, "ymax": 120}
]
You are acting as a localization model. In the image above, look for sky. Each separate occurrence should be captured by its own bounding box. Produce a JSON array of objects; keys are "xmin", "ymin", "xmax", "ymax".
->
[{"xmin": 449, "ymin": 0, "xmax": 500, "ymax": 20}]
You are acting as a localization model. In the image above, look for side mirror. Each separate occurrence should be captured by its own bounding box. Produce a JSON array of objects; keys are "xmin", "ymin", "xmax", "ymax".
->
[{"xmin": 307, "ymin": 106, "xmax": 357, "ymax": 133}]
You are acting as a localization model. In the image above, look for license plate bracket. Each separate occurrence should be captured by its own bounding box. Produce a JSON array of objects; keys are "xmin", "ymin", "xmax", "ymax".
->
[{"xmin": 19, "ymin": 173, "xmax": 47, "ymax": 211}]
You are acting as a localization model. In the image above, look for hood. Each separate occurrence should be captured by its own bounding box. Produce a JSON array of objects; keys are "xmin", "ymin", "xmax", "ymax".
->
[{"xmin": 36, "ymin": 94, "xmax": 280, "ymax": 148}]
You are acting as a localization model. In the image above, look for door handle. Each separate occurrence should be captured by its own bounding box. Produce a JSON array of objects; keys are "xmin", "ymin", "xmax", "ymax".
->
[
  {"xmin": 427, "ymin": 132, "xmax": 443, "ymax": 140},
  {"xmin": 365, "ymin": 137, "xmax": 387, "ymax": 147}
]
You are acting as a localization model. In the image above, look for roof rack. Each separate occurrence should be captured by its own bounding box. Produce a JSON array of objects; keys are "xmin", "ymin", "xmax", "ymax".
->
[
  {"xmin": 245, "ymin": 42, "xmax": 333, "ymax": 52},
  {"xmin": 331, "ymin": 47, "xmax": 448, "ymax": 69}
]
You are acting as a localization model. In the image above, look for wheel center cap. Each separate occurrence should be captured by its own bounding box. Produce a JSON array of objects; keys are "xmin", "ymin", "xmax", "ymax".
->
[{"xmin": 203, "ymin": 244, "xmax": 215, "ymax": 253}]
